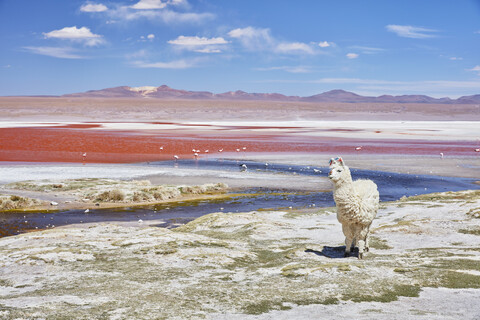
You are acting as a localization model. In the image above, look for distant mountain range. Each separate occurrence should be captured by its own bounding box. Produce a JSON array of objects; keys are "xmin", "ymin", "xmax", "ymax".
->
[{"xmin": 62, "ymin": 85, "xmax": 480, "ymax": 104}]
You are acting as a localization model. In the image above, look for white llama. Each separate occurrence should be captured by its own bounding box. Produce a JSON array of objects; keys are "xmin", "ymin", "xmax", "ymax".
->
[{"xmin": 328, "ymin": 157, "xmax": 379, "ymax": 259}]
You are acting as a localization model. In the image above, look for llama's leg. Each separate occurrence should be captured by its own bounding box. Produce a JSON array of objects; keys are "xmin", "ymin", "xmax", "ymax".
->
[
  {"xmin": 356, "ymin": 226, "xmax": 369, "ymax": 259},
  {"xmin": 342, "ymin": 224, "xmax": 354, "ymax": 257},
  {"xmin": 364, "ymin": 224, "xmax": 371, "ymax": 252}
]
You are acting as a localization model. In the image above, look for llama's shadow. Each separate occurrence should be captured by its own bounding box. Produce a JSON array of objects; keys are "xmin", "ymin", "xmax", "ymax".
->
[{"xmin": 305, "ymin": 246, "xmax": 359, "ymax": 259}]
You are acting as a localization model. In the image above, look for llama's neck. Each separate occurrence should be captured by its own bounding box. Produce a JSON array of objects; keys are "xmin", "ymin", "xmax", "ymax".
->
[{"xmin": 332, "ymin": 177, "xmax": 357, "ymax": 208}]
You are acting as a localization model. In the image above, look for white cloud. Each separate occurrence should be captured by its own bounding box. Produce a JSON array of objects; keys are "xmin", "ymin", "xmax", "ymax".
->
[
  {"xmin": 256, "ymin": 66, "xmax": 311, "ymax": 73},
  {"xmin": 318, "ymin": 41, "xmax": 331, "ymax": 48},
  {"xmin": 346, "ymin": 53, "xmax": 359, "ymax": 59},
  {"xmin": 110, "ymin": 6, "xmax": 214, "ymax": 23},
  {"xmin": 23, "ymin": 46, "xmax": 84, "ymax": 59},
  {"xmin": 43, "ymin": 26, "xmax": 104, "ymax": 46},
  {"xmin": 194, "ymin": 48, "xmax": 221, "ymax": 53},
  {"xmin": 131, "ymin": 0, "xmax": 167, "ymax": 9},
  {"xmin": 449, "ymin": 57, "xmax": 462, "ymax": 61},
  {"xmin": 469, "ymin": 65, "xmax": 480, "ymax": 75},
  {"xmin": 147, "ymin": 34, "xmax": 155, "ymax": 40},
  {"xmin": 126, "ymin": 49, "xmax": 148, "ymax": 59},
  {"xmin": 168, "ymin": 35, "xmax": 228, "ymax": 53},
  {"xmin": 168, "ymin": 36, "xmax": 228, "ymax": 46},
  {"xmin": 228, "ymin": 26, "xmax": 317, "ymax": 55},
  {"xmin": 349, "ymin": 46, "xmax": 384, "ymax": 54},
  {"xmin": 131, "ymin": 0, "xmax": 189, "ymax": 10},
  {"xmin": 228, "ymin": 27, "xmax": 274, "ymax": 51},
  {"xmin": 80, "ymin": 3, "xmax": 108, "ymax": 12},
  {"xmin": 133, "ymin": 59, "xmax": 195, "ymax": 69},
  {"xmin": 275, "ymin": 42, "xmax": 314, "ymax": 54},
  {"xmin": 386, "ymin": 24, "xmax": 437, "ymax": 38}
]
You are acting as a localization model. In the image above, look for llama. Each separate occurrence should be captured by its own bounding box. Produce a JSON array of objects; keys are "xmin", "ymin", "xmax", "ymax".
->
[{"xmin": 328, "ymin": 157, "xmax": 379, "ymax": 259}]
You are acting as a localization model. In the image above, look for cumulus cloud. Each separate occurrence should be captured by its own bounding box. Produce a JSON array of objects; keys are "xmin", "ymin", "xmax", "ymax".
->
[
  {"xmin": 346, "ymin": 53, "xmax": 359, "ymax": 59},
  {"xmin": 275, "ymin": 42, "xmax": 314, "ymax": 54},
  {"xmin": 43, "ymin": 26, "xmax": 104, "ymax": 46},
  {"xmin": 131, "ymin": 0, "xmax": 167, "ymax": 10},
  {"xmin": 168, "ymin": 35, "xmax": 228, "ymax": 53},
  {"xmin": 386, "ymin": 25, "xmax": 437, "ymax": 38},
  {"xmin": 256, "ymin": 65, "xmax": 311, "ymax": 73},
  {"xmin": 80, "ymin": 3, "xmax": 108, "ymax": 12},
  {"xmin": 23, "ymin": 46, "xmax": 84, "ymax": 59},
  {"xmin": 318, "ymin": 41, "xmax": 331, "ymax": 48},
  {"xmin": 110, "ymin": 5, "xmax": 214, "ymax": 23},
  {"xmin": 147, "ymin": 34, "xmax": 155, "ymax": 40},
  {"xmin": 228, "ymin": 26, "xmax": 316, "ymax": 55},
  {"xmin": 228, "ymin": 27, "xmax": 274, "ymax": 51},
  {"xmin": 168, "ymin": 36, "xmax": 228, "ymax": 46},
  {"xmin": 130, "ymin": 0, "xmax": 189, "ymax": 10},
  {"xmin": 469, "ymin": 65, "xmax": 480, "ymax": 75},
  {"xmin": 133, "ymin": 59, "xmax": 195, "ymax": 69}
]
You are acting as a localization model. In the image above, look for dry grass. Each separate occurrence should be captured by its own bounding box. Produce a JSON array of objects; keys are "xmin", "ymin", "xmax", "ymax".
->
[{"xmin": 0, "ymin": 195, "xmax": 44, "ymax": 210}]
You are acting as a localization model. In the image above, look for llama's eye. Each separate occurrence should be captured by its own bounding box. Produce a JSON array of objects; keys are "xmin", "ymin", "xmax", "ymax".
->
[{"xmin": 337, "ymin": 169, "xmax": 342, "ymax": 172}]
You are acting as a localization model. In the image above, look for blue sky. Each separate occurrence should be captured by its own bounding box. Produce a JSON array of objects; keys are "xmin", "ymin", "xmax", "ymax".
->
[{"xmin": 1, "ymin": 0, "xmax": 480, "ymax": 97}]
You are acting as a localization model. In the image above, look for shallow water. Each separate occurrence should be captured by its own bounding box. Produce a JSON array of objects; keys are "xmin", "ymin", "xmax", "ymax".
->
[{"xmin": 1, "ymin": 159, "xmax": 479, "ymax": 237}]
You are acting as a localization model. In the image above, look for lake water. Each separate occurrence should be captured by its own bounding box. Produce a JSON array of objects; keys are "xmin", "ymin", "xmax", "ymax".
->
[{"xmin": 1, "ymin": 159, "xmax": 478, "ymax": 237}]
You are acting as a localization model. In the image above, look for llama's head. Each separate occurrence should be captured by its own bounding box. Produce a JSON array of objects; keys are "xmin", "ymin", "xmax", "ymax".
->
[
  {"xmin": 328, "ymin": 157, "xmax": 352, "ymax": 183},
  {"xmin": 329, "ymin": 157, "xmax": 344, "ymax": 168}
]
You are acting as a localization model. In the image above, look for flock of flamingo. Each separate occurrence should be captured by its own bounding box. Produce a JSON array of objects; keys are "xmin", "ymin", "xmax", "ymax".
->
[{"xmin": 80, "ymin": 145, "xmax": 480, "ymax": 162}]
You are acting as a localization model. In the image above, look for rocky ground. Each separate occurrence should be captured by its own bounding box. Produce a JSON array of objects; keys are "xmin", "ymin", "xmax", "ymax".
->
[{"xmin": 0, "ymin": 190, "xmax": 479, "ymax": 319}]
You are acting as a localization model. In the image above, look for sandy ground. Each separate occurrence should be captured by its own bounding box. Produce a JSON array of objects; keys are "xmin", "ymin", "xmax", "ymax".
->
[{"xmin": 1, "ymin": 97, "xmax": 480, "ymax": 122}]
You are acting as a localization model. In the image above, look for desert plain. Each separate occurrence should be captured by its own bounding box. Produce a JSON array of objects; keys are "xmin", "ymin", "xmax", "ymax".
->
[{"xmin": 0, "ymin": 97, "xmax": 480, "ymax": 319}]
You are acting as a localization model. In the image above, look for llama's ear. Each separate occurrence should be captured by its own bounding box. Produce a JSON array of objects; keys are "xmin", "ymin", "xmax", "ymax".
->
[
  {"xmin": 329, "ymin": 158, "xmax": 335, "ymax": 166},
  {"xmin": 338, "ymin": 157, "xmax": 345, "ymax": 166}
]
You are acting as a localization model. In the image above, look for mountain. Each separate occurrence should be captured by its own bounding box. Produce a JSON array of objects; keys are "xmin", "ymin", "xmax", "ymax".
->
[{"xmin": 62, "ymin": 85, "xmax": 480, "ymax": 104}]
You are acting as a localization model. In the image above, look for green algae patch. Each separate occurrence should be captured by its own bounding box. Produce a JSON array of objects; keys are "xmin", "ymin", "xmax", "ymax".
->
[
  {"xmin": 368, "ymin": 236, "xmax": 393, "ymax": 250},
  {"xmin": 343, "ymin": 284, "xmax": 421, "ymax": 303},
  {"xmin": 459, "ymin": 228, "xmax": 480, "ymax": 235},
  {"xmin": 284, "ymin": 206, "xmax": 335, "ymax": 219},
  {"xmin": 404, "ymin": 190, "xmax": 480, "ymax": 202}
]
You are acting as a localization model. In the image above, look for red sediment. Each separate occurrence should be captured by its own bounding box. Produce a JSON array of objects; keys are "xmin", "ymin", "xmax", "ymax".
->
[{"xmin": 0, "ymin": 126, "xmax": 477, "ymax": 163}]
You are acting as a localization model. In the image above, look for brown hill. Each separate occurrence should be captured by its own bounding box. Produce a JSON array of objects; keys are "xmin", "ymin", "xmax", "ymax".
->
[{"xmin": 62, "ymin": 85, "xmax": 479, "ymax": 104}]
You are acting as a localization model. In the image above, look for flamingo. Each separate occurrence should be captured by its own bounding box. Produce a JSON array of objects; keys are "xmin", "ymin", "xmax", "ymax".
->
[
  {"xmin": 173, "ymin": 155, "xmax": 179, "ymax": 160},
  {"xmin": 440, "ymin": 152, "xmax": 444, "ymax": 159},
  {"xmin": 82, "ymin": 152, "xmax": 87, "ymax": 159},
  {"xmin": 194, "ymin": 153, "xmax": 199, "ymax": 158},
  {"xmin": 242, "ymin": 147, "xmax": 247, "ymax": 151},
  {"xmin": 355, "ymin": 146, "xmax": 362, "ymax": 151},
  {"xmin": 240, "ymin": 164, "xmax": 248, "ymax": 171},
  {"xmin": 475, "ymin": 148, "xmax": 480, "ymax": 152},
  {"xmin": 236, "ymin": 148, "xmax": 240, "ymax": 152},
  {"xmin": 218, "ymin": 148, "xmax": 224, "ymax": 152}
]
